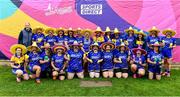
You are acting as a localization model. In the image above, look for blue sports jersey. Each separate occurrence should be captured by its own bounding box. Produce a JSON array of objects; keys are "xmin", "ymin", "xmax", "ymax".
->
[
  {"xmin": 147, "ymin": 51, "xmax": 164, "ymax": 64},
  {"xmin": 65, "ymin": 36, "xmax": 76, "ymax": 45},
  {"xmin": 28, "ymin": 52, "xmax": 40, "ymax": 72},
  {"xmin": 132, "ymin": 55, "xmax": 146, "ymax": 68},
  {"xmin": 104, "ymin": 36, "xmax": 112, "ymax": 42},
  {"xmin": 147, "ymin": 51, "xmax": 164, "ymax": 74},
  {"xmin": 44, "ymin": 35, "xmax": 56, "ymax": 46},
  {"xmin": 101, "ymin": 51, "xmax": 114, "ymax": 70},
  {"xmin": 83, "ymin": 37, "xmax": 93, "ymax": 52},
  {"xmin": 161, "ymin": 36, "xmax": 176, "ymax": 58},
  {"xmin": 32, "ymin": 33, "xmax": 45, "ymax": 48},
  {"xmin": 39, "ymin": 51, "xmax": 51, "ymax": 71},
  {"xmin": 87, "ymin": 51, "xmax": 102, "ymax": 72},
  {"xmin": 76, "ymin": 36, "xmax": 84, "ymax": 44},
  {"xmin": 55, "ymin": 36, "xmax": 66, "ymax": 45},
  {"xmin": 68, "ymin": 50, "xmax": 84, "ymax": 67},
  {"xmin": 114, "ymin": 51, "xmax": 129, "ymax": 69},
  {"xmin": 112, "ymin": 36, "xmax": 125, "ymax": 46},
  {"xmin": 52, "ymin": 54, "xmax": 65, "ymax": 69},
  {"xmin": 146, "ymin": 36, "xmax": 161, "ymax": 45},
  {"xmin": 125, "ymin": 35, "xmax": 136, "ymax": 49},
  {"xmin": 161, "ymin": 36, "xmax": 176, "ymax": 49}
]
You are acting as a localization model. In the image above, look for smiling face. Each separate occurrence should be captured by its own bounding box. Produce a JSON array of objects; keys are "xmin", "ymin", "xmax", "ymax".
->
[
  {"xmin": 24, "ymin": 22, "xmax": 31, "ymax": 30},
  {"xmin": 31, "ymin": 47, "xmax": 38, "ymax": 53},
  {"xmin": 119, "ymin": 46, "xmax": 125, "ymax": 51},
  {"xmin": 58, "ymin": 31, "xmax": 64, "ymax": 36},
  {"xmin": 95, "ymin": 32, "xmax": 101, "ymax": 37},
  {"xmin": 138, "ymin": 34, "xmax": 143, "ymax": 39},
  {"xmin": 57, "ymin": 48, "xmax": 63, "ymax": 54},
  {"xmin": 105, "ymin": 45, "xmax": 111, "ymax": 51},
  {"xmin": 92, "ymin": 46, "xmax": 99, "ymax": 51},
  {"xmin": 48, "ymin": 30, "xmax": 54, "ymax": 36},
  {"xmin": 15, "ymin": 48, "xmax": 22, "ymax": 55},
  {"xmin": 37, "ymin": 29, "xmax": 42, "ymax": 34},
  {"xmin": 154, "ymin": 46, "xmax": 159, "ymax": 52},
  {"xmin": 150, "ymin": 31, "xmax": 158, "ymax": 36},
  {"xmin": 73, "ymin": 45, "xmax": 79, "ymax": 52},
  {"xmin": 69, "ymin": 31, "xmax": 74, "ymax": 36},
  {"xmin": 165, "ymin": 31, "xmax": 172, "ymax": 37},
  {"xmin": 128, "ymin": 30, "xmax": 134, "ymax": 35},
  {"xmin": 136, "ymin": 50, "xmax": 142, "ymax": 56},
  {"xmin": 84, "ymin": 31, "xmax": 90, "ymax": 38},
  {"xmin": 115, "ymin": 33, "xmax": 119, "ymax": 38}
]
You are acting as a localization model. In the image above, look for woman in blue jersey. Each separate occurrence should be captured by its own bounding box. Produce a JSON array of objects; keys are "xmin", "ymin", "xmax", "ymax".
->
[
  {"xmin": 124, "ymin": 27, "xmax": 136, "ymax": 50},
  {"xmin": 104, "ymin": 27, "xmax": 112, "ymax": 42},
  {"xmin": 32, "ymin": 27, "xmax": 45, "ymax": 49},
  {"xmin": 10, "ymin": 44, "xmax": 29, "ymax": 82},
  {"xmin": 114, "ymin": 43, "xmax": 130, "ymax": 78},
  {"xmin": 54, "ymin": 27, "xmax": 66, "ymax": 45},
  {"xmin": 75, "ymin": 28, "xmax": 84, "ymax": 45},
  {"xmin": 82, "ymin": 29, "xmax": 93, "ymax": 53},
  {"xmin": 39, "ymin": 43, "xmax": 52, "ymax": 78},
  {"xmin": 65, "ymin": 28, "xmax": 76, "ymax": 48},
  {"xmin": 130, "ymin": 47, "xmax": 147, "ymax": 78},
  {"xmin": 135, "ymin": 30, "xmax": 146, "ymax": 49},
  {"xmin": 66, "ymin": 41, "xmax": 85, "ymax": 79},
  {"xmin": 86, "ymin": 42, "xmax": 103, "ymax": 78},
  {"xmin": 44, "ymin": 28, "xmax": 56, "ymax": 47},
  {"xmin": 101, "ymin": 42, "xmax": 115, "ymax": 78},
  {"xmin": 51, "ymin": 45, "xmax": 68, "ymax": 80},
  {"xmin": 161, "ymin": 29, "xmax": 176, "ymax": 77},
  {"xmin": 147, "ymin": 42, "xmax": 164, "ymax": 80},
  {"xmin": 112, "ymin": 28, "xmax": 124, "ymax": 47},
  {"xmin": 27, "ymin": 42, "xmax": 42, "ymax": 83},
  {"xmin": 146, "ymin": 26, "xmax": 161, "ymax": 52}
]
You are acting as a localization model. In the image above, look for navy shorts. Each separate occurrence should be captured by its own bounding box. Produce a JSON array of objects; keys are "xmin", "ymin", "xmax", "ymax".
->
[
  {"xmin": 148, "ymin": 64, "xmax": 161, "ymax": 74},
  {"xmin": 66, "ymin": 65, "xmax": 83, "ymax": 73}
]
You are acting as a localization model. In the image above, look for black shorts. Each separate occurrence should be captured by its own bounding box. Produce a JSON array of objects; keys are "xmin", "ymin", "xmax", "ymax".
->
[{"xmin": 114, "ymin": 68, "xmax": 128, "ymax": 73}]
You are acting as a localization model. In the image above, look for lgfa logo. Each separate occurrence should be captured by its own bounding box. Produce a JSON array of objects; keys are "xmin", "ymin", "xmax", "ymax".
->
[{"xmin": 44, "ymin": 2, "xmax": 73, "ymax": 16}]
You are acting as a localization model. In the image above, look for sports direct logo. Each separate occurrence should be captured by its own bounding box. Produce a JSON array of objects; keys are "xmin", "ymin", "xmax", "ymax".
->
[{"xmin": 80, "ymin": 4, "xmax": 102, "ymax": 15}]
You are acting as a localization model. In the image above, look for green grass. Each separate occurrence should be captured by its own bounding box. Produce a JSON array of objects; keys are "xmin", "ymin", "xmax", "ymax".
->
[{"xmin": 0, "ymin": 66, "xmax": 180, "ymax": 96}]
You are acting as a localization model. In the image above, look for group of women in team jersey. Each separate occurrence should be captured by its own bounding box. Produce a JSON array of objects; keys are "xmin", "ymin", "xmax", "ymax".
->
[{"xmin": 10, "ymin": 26, "xmax": 176, "ymax": 83}]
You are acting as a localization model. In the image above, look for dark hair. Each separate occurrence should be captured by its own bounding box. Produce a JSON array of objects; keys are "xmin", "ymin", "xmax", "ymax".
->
[{"xmin": 57, "ymin": 30, "xmax": 64, "ymax": 36}]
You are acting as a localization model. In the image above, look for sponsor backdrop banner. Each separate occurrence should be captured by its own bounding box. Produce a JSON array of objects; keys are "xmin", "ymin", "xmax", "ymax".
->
[{"xmin": 0, "ymin": 0, "xmax": 180, "ymax": 62}]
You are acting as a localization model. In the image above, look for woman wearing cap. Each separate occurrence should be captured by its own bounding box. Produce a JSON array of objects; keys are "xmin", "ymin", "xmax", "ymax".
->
[
  {"xmin": 147, "ymin": 42, "xmax": 164, "ymax": 80},
  {"xmin": 55, "ymin": 27, "xmax": 66, "ymax": 45},
  {"xmin": 44, "ymin": 28, "xmax": 56, "ymax": 47},
  {"xmin": 82, "ymin": 29, "xmax": 93, "ymax": 53},
  {"xmin": 161, "ymin": 29, "xmax": 176, "ymax": 77},
  {"xmin": 39, "ymin": 43, "xmax": 52, "ymax": 78},
  {"xmin": 10, "ymin": 44, "xmax": 29, "ymax": 82},
  {"xmin": 32, "ymin": 27, "xmax": 45, "ymax": 49},
  {"xmin": 93, "ymin": 27, "xmax": 104, "ymax": 45},
  {"xmin": 51, "ymin": 45, "xmax": 68, "ymax": 80},
  {"xmin": 66, "ymin": 41, "xmax": 85, "ymax": 79},
  {"xmin": 104, "ymin": 27, "xmax": 112, "ymax": 42},
  {"xmin": 86, "ymin": 42, "xmax": 103, "ymax": 78},
  {"xmin": 65, "ymin": 28, "xmax": 77, "ymax": 48},
  {"xmin": 124, "ymin": 27, "xmax": 136, "ymax": 50},
  {"xmin": 114, "ymin": 43, "xmax": 130, "ymax": 78},
  {"xmin": 101, "ymin": 42, "xmax": 115, "ymax": 78},
  {"xmin": 130, "ymin": 48, "xmax": 147, "ymax": 78},
  {"xmin": 112, "ymin": 28, "xmax": 124, "ymax": 47},
  {"xmin": 135, "ymin": 30, "xmax": 146, "ymax": 49},
  {"xmin": 146, "ymin": 26, "xmax": 161, "ymax": 52},
  {"xmin": 27, "ymin": 42, "xmax": 42, "ymax": 83}
]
